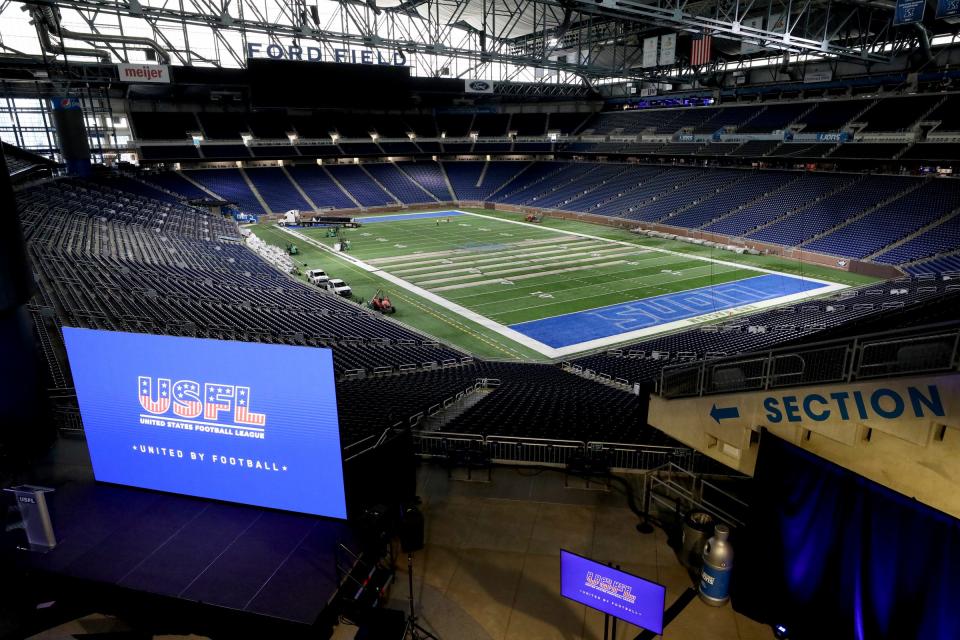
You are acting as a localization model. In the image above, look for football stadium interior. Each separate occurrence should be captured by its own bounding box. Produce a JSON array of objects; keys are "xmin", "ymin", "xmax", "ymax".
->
[{"xmin": 1, "ymin": 0, "xmax": 960, "ymax": 638}]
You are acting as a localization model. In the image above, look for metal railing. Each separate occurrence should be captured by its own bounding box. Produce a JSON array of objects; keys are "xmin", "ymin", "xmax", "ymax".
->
[
  {"xmin": 411, "ymin": 430, "xmax": 710, "ymax": 472},
  {"xmin": 659, "ymin": 324, "xmax": 960, "ymax": 398},
  {"xmin": 642, "ymin": 462, "xmax": 750, "ymax": 528}
]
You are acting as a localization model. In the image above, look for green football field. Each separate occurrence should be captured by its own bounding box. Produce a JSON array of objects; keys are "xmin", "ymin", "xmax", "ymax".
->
[{"xmin": 252, "ymin": 210, "xmax": 878, "ymax": 360}]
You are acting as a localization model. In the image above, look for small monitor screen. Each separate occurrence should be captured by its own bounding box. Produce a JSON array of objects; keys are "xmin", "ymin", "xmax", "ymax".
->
[
  {"xmin": 63, "ymin": 328, "xmax": 346, "ymax": 519},
  {"xmin": 560, "ymin": 550, "xmax": 666, "ymax": 634}
]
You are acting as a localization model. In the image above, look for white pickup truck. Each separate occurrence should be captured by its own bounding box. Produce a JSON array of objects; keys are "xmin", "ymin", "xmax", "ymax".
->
[
  {"xmin": 325, "ymin": 278, "xmax": 352, "ymax": 298},
  {"xmin": 306, "ymin": 268, "xmax": 329, "ymax": 286}
]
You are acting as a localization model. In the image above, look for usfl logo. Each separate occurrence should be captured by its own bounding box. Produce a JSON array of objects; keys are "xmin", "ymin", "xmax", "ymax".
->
[{"xmin": 138, "ymin": 376, "xmax": 266, "ymax": 427}]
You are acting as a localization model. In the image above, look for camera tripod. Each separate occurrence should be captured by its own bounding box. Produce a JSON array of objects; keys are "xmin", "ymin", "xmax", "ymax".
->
[{"xmin": 403, "ymin": 551, "xmax": 438, "ymax": 640}]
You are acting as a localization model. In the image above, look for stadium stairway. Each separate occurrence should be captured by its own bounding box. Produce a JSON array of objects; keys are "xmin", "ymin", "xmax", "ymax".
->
[
  {"xmin": 322, "ymin": 165, "xmax": 362, "ymax": 207},
  {"xmin": 484, "ymin": 161, "xmax": 535, "ymax": 200},
  {"xmin": 240, "ymin": 168, "xmax": 274, "ymax": 214},
  {"xmin": 359, "ymin": 164, "xmax": 402, "ymax": 204},
  {"xmin": 866, "ymin": 206, "xmax": 960, "ymax": 261},
  {"xmin": 281, "ymin": 165, "xmax": 320, "ymax": 210},
  {"xmin": 176, "ymin": 170, "xmax": 220, "ymax": 199},
  {"xmin": 798, "ymin": 178, "xmax": 929, "ymax": 248}
]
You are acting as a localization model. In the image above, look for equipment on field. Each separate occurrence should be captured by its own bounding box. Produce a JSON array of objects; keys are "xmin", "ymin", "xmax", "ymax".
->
[
  {"xmin": 326, "ymin": 228, "xmax": 338, "ymax": 238},
  {"xmin": 524, "ymin": 214, "xmax": 543, "ymax": 223},
  {"xmin": 286, "ymin": 242, "xmax": 299, "ymax": 255},
  {"xmin": 369, "ymin": 289, "xmax": 396, "ymax": 314}
]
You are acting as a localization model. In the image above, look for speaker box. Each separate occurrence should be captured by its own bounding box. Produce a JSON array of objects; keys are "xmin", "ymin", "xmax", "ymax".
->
[{"xmin": 354, "ymin": 607, "xmax": 406, "ymax": 639}]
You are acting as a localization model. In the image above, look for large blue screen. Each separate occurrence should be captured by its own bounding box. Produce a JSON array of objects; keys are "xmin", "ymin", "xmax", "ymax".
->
[
  {"xmin": 63, "ymin": 328, "xmax": 347, "ymax": 519},
  {"xmin": 560, "ymin": 550, "xmax": 665, "ymax": 633}
]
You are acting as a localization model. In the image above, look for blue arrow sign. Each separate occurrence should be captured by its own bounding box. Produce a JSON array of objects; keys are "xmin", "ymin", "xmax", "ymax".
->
[{"xmin": 710, "ymin": 404, "xmax": 740, "ymax": 424}]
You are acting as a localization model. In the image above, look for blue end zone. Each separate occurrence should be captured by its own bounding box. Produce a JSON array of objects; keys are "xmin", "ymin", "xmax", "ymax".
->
[
  {"xmin": 508, "ymin": 274, "xmax": 829, "ymax": 349},
  {"xmin": 356, "ymin": 211, "xmax": 464, "ymax": 224}
]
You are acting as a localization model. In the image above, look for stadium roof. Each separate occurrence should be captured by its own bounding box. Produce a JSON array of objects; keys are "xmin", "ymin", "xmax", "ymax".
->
[{"xmin": 0, "ymin": 0, "xmax": 958, "ymax": 85}]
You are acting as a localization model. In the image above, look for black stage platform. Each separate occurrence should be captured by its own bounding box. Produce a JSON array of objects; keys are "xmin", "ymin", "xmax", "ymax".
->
[{"xmin": 14, "ymin": 481, "xmax": 357, "ymax": 636}]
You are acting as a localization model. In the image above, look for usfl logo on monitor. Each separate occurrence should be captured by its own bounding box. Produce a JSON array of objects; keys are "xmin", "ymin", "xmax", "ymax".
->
[{"xmin": 138, "ymin": 376, "xmax": 266, "ymax": 427}]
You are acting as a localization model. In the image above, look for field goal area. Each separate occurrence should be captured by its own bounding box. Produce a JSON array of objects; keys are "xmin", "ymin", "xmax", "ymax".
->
[{"xmin": 280, "ymin": 210, "xmax": 847, "ymax": 358}]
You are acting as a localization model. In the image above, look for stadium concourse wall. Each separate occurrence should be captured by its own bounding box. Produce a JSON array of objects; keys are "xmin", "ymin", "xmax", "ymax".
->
[{"xmin": 262, "ymin": 198, "xmax": 904, "ymax": 279}]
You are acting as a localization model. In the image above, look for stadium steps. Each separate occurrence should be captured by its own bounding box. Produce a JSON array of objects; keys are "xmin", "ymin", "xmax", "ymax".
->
[
  {"xmin": 616, "ymin": 169, "xmax": 710, "ymax": 219},
  {"xmin": 418, "ymin": 384, "xmax": 494, "ymax": 431},
  {"xmin": 840, "ymin": 99, "xmax": 878, "ymax": 131},
  {"xmin": 903, "ymin": 246, "xmax": 960, "ymax": 271},
  {"xmin": 894, "ymin": 142, "xmax": 915, "ymax": 160},
  {"xmin": 743, "ymin": 175, "xmax": 863, "ymax": 235},
  {"xmin": 913, "ymin": 94, "xmax": 949, "ymax": 131},
  {"xmin": 485, "ymin": 161, "xmax": 534, "ymax": 200},
  {"xmin": 175, "ymin": 170, "xmax": 221, "ymax": 200},
  {"xmin": 239, "ymin": 168, "xmax": 274, "ymax": 214},
  {"xmin": 475, "ymin": 161, "xmax": 489, "ymax": 188},
  {"xmin": 586, "ymin": 167, "xmax": 671, "ymax": 212},
  {"xmin": 281, "ymin": 165, "xmax": 320, "ymax": 211},
  {"xmin": 359, "ymin": 164, "xmax": 401, "ymax": 205},
  {"xmin": 392, "ymin": 163, "xmax": 442, "ymax": 202},
  {"xmin": 438, "ymin": 162, "xmax": 459, "ymax": 201},
  {"xmin": 496, "ymin": 162, "xmax": 571, "ymax": 200},
  {"xmin": 799, "ymin": 178, "xmax": 929, "ymax": 248},
  {"xmin": 525, "ymin": 164, "xmax": 607, "ymax": 203},
  {"xmin": 868, "ymin": 206, "xmax": 960, "ymax": 261},
  {"xmin": 551, "ymin": 165, "xmax": 635, "ymax": 207},
  {"xmin": 785, "ymin": 103, "xmax": 820, "ymax": 132},
  {"xmin": 322, "ymin": 165, "xmax": 362, "ymax": 207},
  {"xmin": 732, "ymin": 105, "xmax": 767, "ymax": 132},
  {"xmin": 657, "ymin": 172, "xmax": 754, "ymax": 223}
]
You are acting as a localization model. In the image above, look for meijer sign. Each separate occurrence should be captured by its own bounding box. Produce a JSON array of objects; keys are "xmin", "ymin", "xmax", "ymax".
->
[{"xmin": 117, "ymin": 63, "xmax": 170, "ymax": 84}]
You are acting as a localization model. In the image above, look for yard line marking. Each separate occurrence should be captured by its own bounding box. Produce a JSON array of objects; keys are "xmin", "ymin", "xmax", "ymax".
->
[
  {"xmin": 415, "ymin": 249, "xmax": 651, "ymax": 286},
  {"xmin": 430, "ymin": 261, "xmax": 632, "ymax": 291},
  {"xmin": 458, "ymin": 211, "xmax": 840, "ymax": 288},
  {"xmin": 365, "ymin": 236, "xmax": 570, "ymax": 265}
]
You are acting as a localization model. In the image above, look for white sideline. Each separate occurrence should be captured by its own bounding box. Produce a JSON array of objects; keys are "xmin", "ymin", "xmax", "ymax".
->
[{"xmin": 276, "ymin": 211, "xmax": 848, "ymax": 358}]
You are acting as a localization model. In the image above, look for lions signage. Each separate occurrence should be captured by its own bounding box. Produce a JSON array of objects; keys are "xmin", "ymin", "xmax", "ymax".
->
[
  {"xmin": 246, "ymin": 43, "xmax": 407, "ymax": 66},
  {"xmin": 465, "ymin": 79, "xmax": 494, "ymax": 94},
  {"xmin": 63, "ymin": 328, "xmax": 347, "ymax": 519}
]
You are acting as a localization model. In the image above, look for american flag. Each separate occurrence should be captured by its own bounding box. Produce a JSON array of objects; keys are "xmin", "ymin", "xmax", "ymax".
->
[
  {"xmin": 172, "ymin": 380, "xmax": 203, "ymax": 418},
  {"xmin": 235, "ymin": 386, "xmax": 266, "ymax": 426},
  {"xmin": 139, "ymin": 376, "xmax": 171, "ymax": 414},
  {"xmin": 205, "ymin": 383, "xmax": 234, "ymax": 421},
  {"xmin": 691, "ymin": 32, "xmax": 713, "ymax": 66}
]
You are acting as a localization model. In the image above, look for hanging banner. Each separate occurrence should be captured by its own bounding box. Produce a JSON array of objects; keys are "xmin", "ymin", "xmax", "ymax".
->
[
  {"xmin": 804, "ymin": 70, "xmax": 834, "ymax": 83},
  {"xmin": 740, "ymin": 17, "xmax": 765, "ymax": 54},
  {"xmin": 935, "ymin": 0, "xmax": 959, "ymax": 19},
  {"xmin": 659, "ymin": 34, "xmax": 676, "ymax": 66},
  {"xmin": 642, "ymin": 36, "xmax": 659, "ymax": 68},
  {"xmin": 894, "ymin": 0, "xmax": 926, "ymax": 23},
  {"xmin": 464, "ymin": 79, "xmax": 494, "ymax": 94}
]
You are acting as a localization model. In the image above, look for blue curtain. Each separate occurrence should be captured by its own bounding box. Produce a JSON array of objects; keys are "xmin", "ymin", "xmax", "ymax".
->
[{"xmin": 733, "ymin": 432, "xmax": 960, "ymax": 640}]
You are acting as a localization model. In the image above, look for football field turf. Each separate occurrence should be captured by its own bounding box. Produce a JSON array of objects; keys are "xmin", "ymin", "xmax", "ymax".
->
[{"xmin": 275, "ymin": 210, "xmax": 847, "ymax": 358}]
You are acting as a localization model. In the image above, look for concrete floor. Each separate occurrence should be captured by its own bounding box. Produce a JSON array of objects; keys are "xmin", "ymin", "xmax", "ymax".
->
[{"xmin": 338, "ymin": 463, "xmax": 775, "ymax": 640}]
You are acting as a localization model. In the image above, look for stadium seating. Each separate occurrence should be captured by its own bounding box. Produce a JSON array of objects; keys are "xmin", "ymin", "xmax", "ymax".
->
[
  {"xmin": 570, "ymin": 278, "xmax": 960, "ymax": 386},
  {"xmin": 364, "ymin": 163, "xmax": 437, "ymax": 204},
  {"xmin": 805, "ymin": 178, "xmax": 960, "ymax": 258},
  {"xmin": 245, "ymin": 167, "xmax": 310, "ymax": 212},
  {"xmin": 324, "ymin": 164, "xmax": 396, "ymax": 207},
  {"xmin": 285, "ymin": 165, "xmax": 356, "ymax": 209},
  {"xmin": 144, "ymin": 171, "xmax": 211, "ymax": 200},
  {"xmin": 397, "ymin": 161, "xmax": 453, "ymax": 201},
  {"xmin": 182, "ymin": 168, "xmax": 267, "ymax": 214}
]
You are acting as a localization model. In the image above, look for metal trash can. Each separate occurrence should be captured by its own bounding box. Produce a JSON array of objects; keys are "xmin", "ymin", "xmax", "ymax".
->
[
  {"xmin": 680, "ymin": 511, "xmax": 715, "ymax": 569},
  {"xmin": 699, "ymin": 524, "xmax": 733, "ymax": 606}
]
